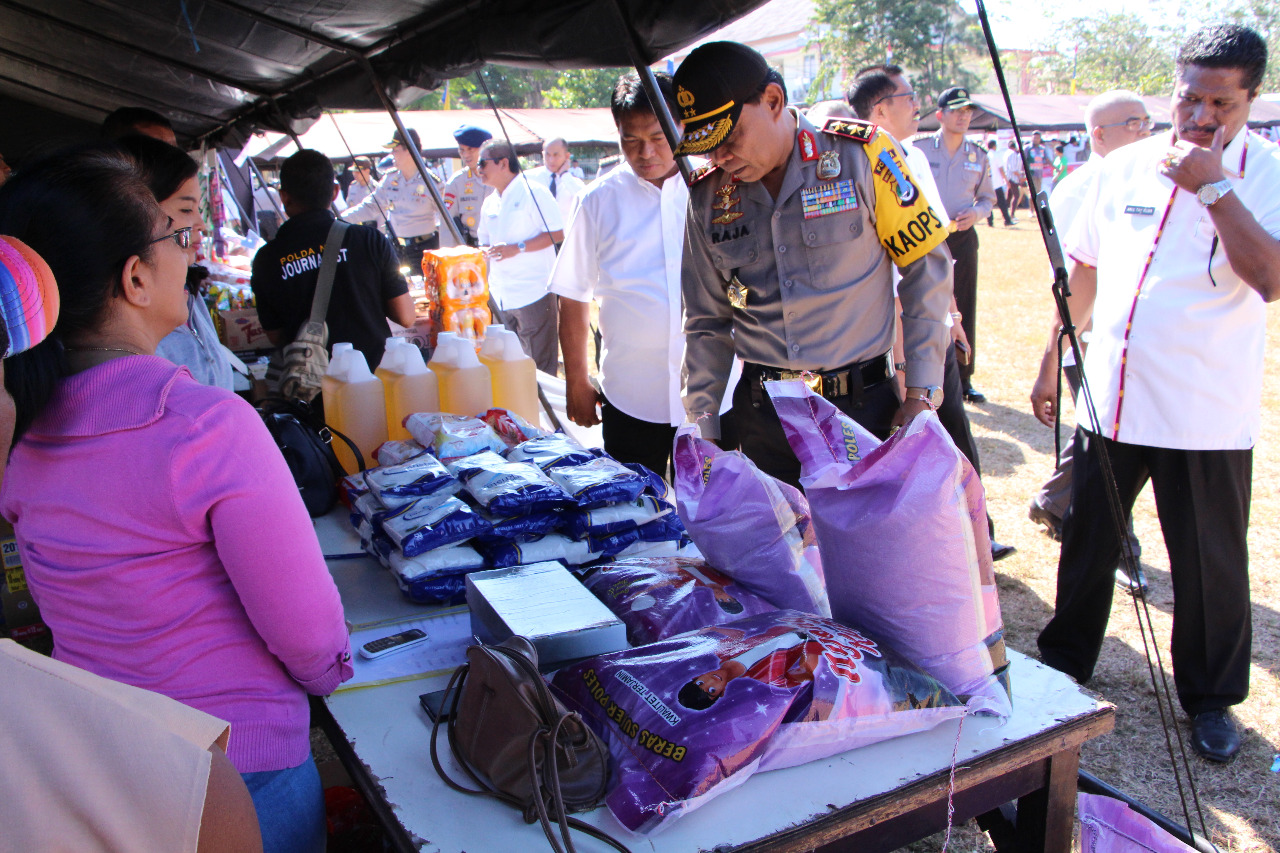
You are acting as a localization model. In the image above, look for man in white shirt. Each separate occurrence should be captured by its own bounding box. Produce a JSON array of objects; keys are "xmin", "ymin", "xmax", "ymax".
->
[
  {"xmin": 850, "ymin": 65, "xmax": 1014, "ymax": 563},
  {"xmin": 477, "ymin": 139, "xmax": 564, "ymax": 374},
  {"xmin": 550, "ymin": 72, "xmax": 733, "ymax": 476},
  {"xmin": 527, "ymin": 137, "xmax": 585, "ymax": 226},
  {"xmin": 986, "ymin": 139, "xmax": 1015, "ymax": 226},
  {"xmin": 1003, "ymin": 141, "xmax": 1025, "ymax": 214},
  {"xmin": 1029, "ymin": 90, "xmax": 1152, "ymax": 550},
  {"xmin": 1030, "ymin": 25, "xmax": 1280, "ymax": 763}
]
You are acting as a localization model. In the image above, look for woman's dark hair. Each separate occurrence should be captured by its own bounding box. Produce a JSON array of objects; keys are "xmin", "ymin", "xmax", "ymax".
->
[
  {"xmin": 114, "ymin": 134, "xmax": 198, "ymax": 202},
  {"xmin": 0, "ymin": 146, "xmax": 161, "ymax": 441},
  {"xmin": 677, "ymin": 679, "xmax": 718, "ymax": 710}
]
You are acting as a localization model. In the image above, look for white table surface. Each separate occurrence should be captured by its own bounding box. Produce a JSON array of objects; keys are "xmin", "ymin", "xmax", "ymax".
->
[{"xmin": 316, "ymin": 512, "xmax": 1106, "ymax": 852}]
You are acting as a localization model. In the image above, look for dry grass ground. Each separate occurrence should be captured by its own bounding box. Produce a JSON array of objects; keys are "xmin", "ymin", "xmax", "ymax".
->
[{"xmin": 904, "ymin": 222, "xmax": 1280, "ymax": 851}]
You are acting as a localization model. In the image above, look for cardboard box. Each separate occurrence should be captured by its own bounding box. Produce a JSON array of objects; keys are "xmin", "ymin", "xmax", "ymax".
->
[
  {"xmin": 466, "ymin": 562, "xmax": 627, "ymax": 667},
  {"xmin": 218, "ymin": 308, "xmax": 271, "ymax": 350}
]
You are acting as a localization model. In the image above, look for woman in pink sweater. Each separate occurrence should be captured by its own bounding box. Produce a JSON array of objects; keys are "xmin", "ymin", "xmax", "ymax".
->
[{"xmin": 0, "ymin": 148, "xmax": 352, "ymax": 852}]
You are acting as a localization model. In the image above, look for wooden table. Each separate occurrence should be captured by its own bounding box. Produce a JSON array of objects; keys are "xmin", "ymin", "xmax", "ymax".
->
[{"xmin": 314, "ymin": 511, "xmax": 1113, "ymax": 853}]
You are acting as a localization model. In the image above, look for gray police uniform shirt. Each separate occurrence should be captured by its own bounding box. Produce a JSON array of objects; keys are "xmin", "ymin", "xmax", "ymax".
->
[
  {"xmin": 914, "ymin": 132, "xmax": 996, "ymax": 221},
  {"xmin": 682, "ymin": 110, "xmax": 952, "ymax": 436},
  {"xmin": 341, "ymin": 167, "xmax": 440, "ymax": 239},
  {"xmin": 443, "ymin": 168, "xmax": 493, "ymax": 239}
]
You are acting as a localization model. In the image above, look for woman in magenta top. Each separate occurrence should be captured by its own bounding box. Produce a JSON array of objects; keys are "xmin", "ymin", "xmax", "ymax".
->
[{"xmin": 0, "ymin": 147, "xmax": 351, "ymax": 852}]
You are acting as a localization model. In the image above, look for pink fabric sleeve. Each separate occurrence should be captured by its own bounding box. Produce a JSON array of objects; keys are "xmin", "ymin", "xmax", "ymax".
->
[{"xmin": 171, "ymin": 396, "xmax": 353, "ymax": 694}]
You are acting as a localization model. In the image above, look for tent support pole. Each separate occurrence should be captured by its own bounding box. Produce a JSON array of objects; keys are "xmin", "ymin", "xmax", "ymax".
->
[
  {"xmin": 358, "ymin": 57, "xmax": 464, "ymax": 247},
  {"xmin": 246, "ymin": 156, "xmax": 285, "ymax": 218},
  {"xmin": 609, "ymin": 0, "xmax": 694, "ymax": 185}
]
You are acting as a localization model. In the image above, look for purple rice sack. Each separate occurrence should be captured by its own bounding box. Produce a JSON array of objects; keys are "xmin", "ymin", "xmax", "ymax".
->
[
  {"xmin": 552, "ymin": 609, "xmax": 962, "ymax": 834},
  {"xmin": 673, "ymin": 424, "xmax": 829, "ymax": 616},
  {"xmin": 582, "ymin": 556, "xmax": 777, "ymax": 645},
  {"xmin": 767, "ymin": 380, "xmax": 1011, "ymax": 717}
]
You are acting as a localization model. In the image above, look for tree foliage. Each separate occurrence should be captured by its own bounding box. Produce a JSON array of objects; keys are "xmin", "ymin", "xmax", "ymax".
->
[
  {"xmin": 812, "ymin": 0, "xmax": 985, "ymax": 107},
  {"xmin": 1039, "ymin": 14, "xmax": 1177, "ymax": 96},
  {"xmin": 406, "ymin": 65, "xmax": 629, "ymax": 111}
]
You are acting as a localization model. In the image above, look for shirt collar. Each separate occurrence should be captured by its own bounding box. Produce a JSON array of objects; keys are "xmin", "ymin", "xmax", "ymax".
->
[
  {"xmin": 34, "ymin": 356, "xmax": 191, "ymax": 438},
  {"xmin": 1221, "ymin": 127, "xmax": 1249, "ymax": 178}
]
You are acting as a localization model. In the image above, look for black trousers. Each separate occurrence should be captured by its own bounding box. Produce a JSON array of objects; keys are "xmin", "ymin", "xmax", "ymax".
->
[
  {"xmin": 945, "ymin": 229, "xmax": 979, "ymax": 387},
  {"xmin": 937, "ymin": 341, "xmax": 980, "ymax": 476},
  {"xmin": 990, "ymin": 187, "xmax": 1013, "ymax": 225},
  {"xmin": 601, "ymin": 399, "xmax": 677, "ymax": 481},
  {"xmin": 733, "ymin": 363, "xmax": 899, "ymax": 489},
  {"xmin": 397, "ymin": 232, "xmax": 440, "ymax": 272},
  {"xmin": 1037, "ymin": 429, "xmax": 1252, "ymax": 715}
]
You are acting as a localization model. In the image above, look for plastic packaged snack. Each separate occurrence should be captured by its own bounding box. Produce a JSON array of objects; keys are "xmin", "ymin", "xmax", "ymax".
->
[
  {"xmin": 405, "ymin": 412, "xmax": 505, "ymax": 461},
  {"xmin": 340, "ymin": 471, "xmax": 370, "ymax": 508},
  {"xmin": 475, "ymin": 532, "xmax": 599, "ymax": 569},
  {"xmin": 378, "ymin": 492, "xmax": 492, "ymax": 557},
  {"xmin": 363, "ymin": 454, "xmax": 460, "ymax": 498},
  {"xmin": 481, "ymin": 407, "xmax": 547, "ymax": 449},
  {"xmin": 582, "ymin": 557, "xmax": 777, "ymax": 645},
  {"xmin": 393, "ymin": 567, "xmax": 474, "ymax": 606},
  {"xmin": 767, "ymin": 380, "xmax": 1011, "ymax": 717},
  {"xmin": 559, "ymin": 494, "xmax": 673, "ymax": 541},
  {"xmin": 423, "ymin": 247, "xmax": 492, "ymax": 344},
  {"xmin": 547, "ymin": 456, "xmax": 648, "ymax": 509},
  {"xmin": 389, "ymin": 544, "xmax": 486, "ymax": 580},
  {"xmin": 552, "ymin": 610, "xmax": 963, "ymax": 834},
  {"xmin": 474, "ymin": 508, "xmax": 563, "ymax": 544},
  {"xmin": 450, "ymin": 451, "xmax": 575, "ymax": 517},
  {"xmin": 506, "ymin": 432, "xmax": 595, "ymax": 470},
  {"xmin": 673, "ymin": 424, "xmax": 830, "ymax": 617},
  {"xmin": 375, "ymin": 439, "xmax": 429, "ymax": 467}
]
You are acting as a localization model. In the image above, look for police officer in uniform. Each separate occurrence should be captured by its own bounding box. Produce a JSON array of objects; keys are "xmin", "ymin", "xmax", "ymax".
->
[
  {"xmin": 442, "ymin": 124, "xmax": 495, "ymax": 247},
  {"xmin": 914, "ymin": 88, "xmax": 996, "ymax": 402},
  {"xmin": 676, "ymin": 42, "xmax": 953, "ymax": 487},
  {"xmin": 341, "ymin": 127, "xmax": 441, "ymax": 271}
]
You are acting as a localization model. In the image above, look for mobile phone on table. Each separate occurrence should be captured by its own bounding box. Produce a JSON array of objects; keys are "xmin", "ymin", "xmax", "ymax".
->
[
  {"xmin": 358, "ymin": 628, "xmax": 429, "ymax": 660},
  {"xmin": 419, "ymin": 689, "xmax": 451, "ymax": 723}
]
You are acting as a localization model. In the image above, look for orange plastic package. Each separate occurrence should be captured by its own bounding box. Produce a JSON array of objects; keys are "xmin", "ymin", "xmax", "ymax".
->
[{"xmin": 422, "ymin": 247, "xmax": 491, "ymax": 346}]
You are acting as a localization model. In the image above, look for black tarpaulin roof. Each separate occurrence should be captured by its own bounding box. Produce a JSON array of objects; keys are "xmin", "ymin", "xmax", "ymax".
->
[{"xmin": 0, "ymin": 0, "xmax": 769, "ymax": 158}]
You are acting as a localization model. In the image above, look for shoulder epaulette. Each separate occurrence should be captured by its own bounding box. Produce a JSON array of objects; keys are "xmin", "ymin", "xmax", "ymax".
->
[
  {"xmin": 822, "ymin": 118, "xmax": 877, "ymax": 144},
  {"xmin": 688, "ymin": 164, "xmax": 720, "ymax": 185}
]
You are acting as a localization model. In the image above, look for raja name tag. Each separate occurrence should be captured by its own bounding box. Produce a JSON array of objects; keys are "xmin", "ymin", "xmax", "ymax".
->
[
  {"xmin": 1124, "ymin": 204, "xmax": 1156, "ymax": 216},
  {"xmin": 801, "ymin": 180, "xmax": 858, "ymax": 220}
]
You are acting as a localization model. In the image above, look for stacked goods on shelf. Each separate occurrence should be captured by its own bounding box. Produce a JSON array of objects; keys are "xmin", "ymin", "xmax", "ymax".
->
[
  {"xmin": 344, "ymin": 411, "xmax": 688, "ymax": 605},
  {"xmin": 422, "ymin": 247, "xmax": 491, "ymax": 348}
]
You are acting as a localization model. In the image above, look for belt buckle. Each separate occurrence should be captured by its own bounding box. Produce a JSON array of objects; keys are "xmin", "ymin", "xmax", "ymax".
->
[{"xmin": 778, "ymin": 369, "xmax": 822, "ymax": 395}]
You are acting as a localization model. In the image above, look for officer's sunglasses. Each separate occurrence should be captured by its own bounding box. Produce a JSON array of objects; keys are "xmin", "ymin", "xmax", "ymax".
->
[
  {"xmin": 1099, "ymin": 116, "xmax": 1153, "ymax": 132},
  {"xmin": 149, "ymin": 226, "xmax": 193, "ymax": 250}
]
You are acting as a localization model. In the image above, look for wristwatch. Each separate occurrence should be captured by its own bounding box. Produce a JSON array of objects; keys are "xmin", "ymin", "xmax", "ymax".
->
[
  {"xmin": 906, "ymin": 386, "xmax": 942, "ymax": 409},
  {"xmin": 516, "ymin": 241, "xmax": 527, "ymax": 252},
  {"xmin": 1196, "ymin": 179, "xmax": 1233, "ymax": 207}
]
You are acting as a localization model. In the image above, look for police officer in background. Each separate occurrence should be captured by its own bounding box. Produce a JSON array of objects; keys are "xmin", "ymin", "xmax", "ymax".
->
[
  {"xmin": 676, "ymin": 42, "xmax": 953, "ymax": 487},
  {"xmin": 914, "ymin": 87, "xmax": 996, "ymax": 403},
  {"xmin": 342, "ymin": 127, "xmax": 441, "ymax": 271},
  {"xmin": 443, "ymin": 124, "xmax": 494, "ymax": 247}
]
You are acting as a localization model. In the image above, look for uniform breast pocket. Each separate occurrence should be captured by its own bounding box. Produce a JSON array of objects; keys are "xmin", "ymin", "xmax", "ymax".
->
[
  {"xmin": 708, "ymin": 234, "xmax": 761, "ymax": 276},
  {"xmin": 803, "ymin": 211, "xmax": 867, "ymax": 290}
]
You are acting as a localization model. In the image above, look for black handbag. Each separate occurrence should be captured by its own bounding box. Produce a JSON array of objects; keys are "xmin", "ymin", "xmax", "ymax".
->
[
  {"xmin": 257, "ymin": 398, "xmax": 363, "ymax": 517},
  {"xmin": 430, "ymin": 636, "xmax": 630, "ymax": 853}
]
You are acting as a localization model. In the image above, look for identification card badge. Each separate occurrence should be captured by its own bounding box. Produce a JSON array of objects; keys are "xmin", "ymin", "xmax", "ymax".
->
[
  {"xmin": 727, "ymin": 276, "xmax": 748, "ymax": 309},
  {"xmin": 817, "ymin": 150, "xmax": 841, "ymax": 180}
]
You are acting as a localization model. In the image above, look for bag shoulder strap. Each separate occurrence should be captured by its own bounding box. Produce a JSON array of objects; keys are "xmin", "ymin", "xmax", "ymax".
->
[{"xmin": 309, "ymin": 218, "xmax": 350, "ymax": 326}]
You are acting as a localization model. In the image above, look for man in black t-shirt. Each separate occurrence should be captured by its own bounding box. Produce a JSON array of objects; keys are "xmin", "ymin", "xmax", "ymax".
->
[{"xmin": 252, "ymin": 149, "xmax": 415, "ymax": 372}]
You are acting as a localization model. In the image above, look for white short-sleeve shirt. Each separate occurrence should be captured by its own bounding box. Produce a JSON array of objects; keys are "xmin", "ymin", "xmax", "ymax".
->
[
  {"xmin": 1066, "ymin": 130, "xmax": 1280, "ymax": 450},
  {"xmin": 478, "ymin": 175, "xmax": 564, "ymax": 310}
]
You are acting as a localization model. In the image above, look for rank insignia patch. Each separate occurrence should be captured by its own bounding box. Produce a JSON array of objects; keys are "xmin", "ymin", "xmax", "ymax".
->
[
  {"xmin": 801, "ymin": 180, "xmax": 858, "ymax": 219},
  {"xmin": 712, "ymin": 183, "xmax": 744, "ymax": 224},
  {"xmin": 799, "ymin": 130, "xmax": 818, "ymax": 161},
  {"xmin": 820, "ymin": 118, "xmax": 876, "ymax": 143}
]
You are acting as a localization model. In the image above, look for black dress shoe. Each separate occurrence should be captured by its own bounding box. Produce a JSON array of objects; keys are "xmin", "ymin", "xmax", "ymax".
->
[
  {"xmin": 1191, "ymin": 710, "xmax": 1241, "ymax": 763},
  {"xmin": 963, "ymin": 386, "xmax": 987, "ymax": 403},
  {"xmin": 991, "ymin": 541, "xmax": 1016, "ymax": 561}
]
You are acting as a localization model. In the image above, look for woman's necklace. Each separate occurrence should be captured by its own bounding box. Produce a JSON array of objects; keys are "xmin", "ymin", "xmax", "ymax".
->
[{"xmin": 64, "ymin": 346, "xmax": 144, "ymax": 356}]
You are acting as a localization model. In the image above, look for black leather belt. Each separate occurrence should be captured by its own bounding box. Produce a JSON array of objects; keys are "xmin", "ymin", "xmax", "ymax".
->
[
  {"xmin": 401, "ymin": 232, "xmax": 437, "ymax": 247},
  {"xmin": 747, "ymin": 351, "xmax": 895, "ymax": 400}
]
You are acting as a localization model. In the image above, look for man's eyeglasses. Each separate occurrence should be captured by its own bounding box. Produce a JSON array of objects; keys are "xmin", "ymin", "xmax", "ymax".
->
[
  {"xmin": 476, "ymin": 158, "xmax": 496, "ymax": 166},
  {"xmin": 874, "ymin": 90, "xmax": 917, "ymax": 107},
  {"xmin": 150, "ymin": 226, "xmax": 193, "ymax": 250},
  {"xmin": 1099, "ymin": 116, "xmax": 1154, "ymax": 132}
]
